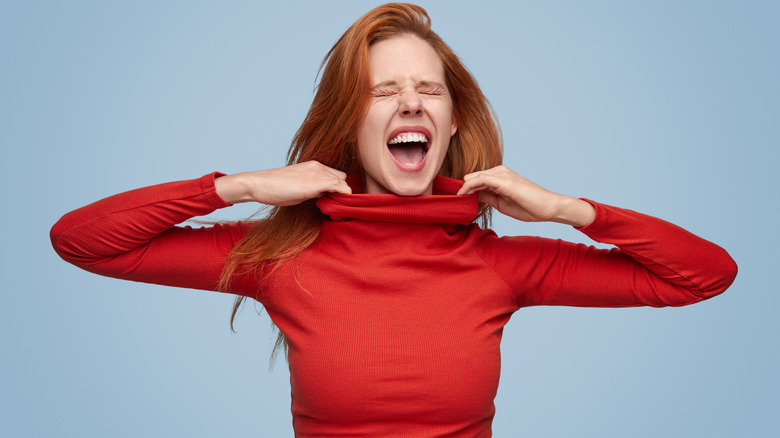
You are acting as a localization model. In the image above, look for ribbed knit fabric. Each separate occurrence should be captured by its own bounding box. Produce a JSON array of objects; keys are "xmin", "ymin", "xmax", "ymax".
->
[{"xmin": 50, "ymin": 173, "xmax": 737, "ymax": 437}]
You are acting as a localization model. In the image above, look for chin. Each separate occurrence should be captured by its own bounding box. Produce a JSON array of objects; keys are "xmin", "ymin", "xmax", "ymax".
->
[
  {"xmin": 391, "ymin": 185, "xmax": 429, "ymax": 197},
  {"xmin": 380, "ymin": 172, "xmax": 436, "ymax": 196}
]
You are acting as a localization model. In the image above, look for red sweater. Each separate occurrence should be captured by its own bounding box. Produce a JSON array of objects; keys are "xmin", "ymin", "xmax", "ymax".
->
[{"xmin": 50, "ymin": 173, "xmax": 737, "ymax": 437}]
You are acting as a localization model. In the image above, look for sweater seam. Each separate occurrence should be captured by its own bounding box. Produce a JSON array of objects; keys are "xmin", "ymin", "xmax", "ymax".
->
[
  {"xmin": 578, "ymin": 199, "xmax": 709, "ymax": 298},
  {"xmin": 620, "ymin": 248, "xmax": 708, "ymax": 297},
  {"xmin": 53, "ymin": 189, "xmax": 219, "ymax": 255},
  {"xmin": 472, "ymin": 243, "xmax": 522, "ymax": 310}
]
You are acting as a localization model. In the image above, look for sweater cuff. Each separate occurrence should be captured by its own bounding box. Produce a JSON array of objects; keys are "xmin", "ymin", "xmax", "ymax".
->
[
  {"xmin": 573, "ymin": 198, "xmax": 602, "ymax": 232},
  {"xmin": 203, "ymin": 172, "xmax": 232, "ymax": 208}
]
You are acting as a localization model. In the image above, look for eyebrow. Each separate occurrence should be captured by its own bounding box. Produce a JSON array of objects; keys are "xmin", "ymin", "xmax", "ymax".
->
[{"xmin": 370, "ymin": 80, "xmax": 447, "ymax": 91}]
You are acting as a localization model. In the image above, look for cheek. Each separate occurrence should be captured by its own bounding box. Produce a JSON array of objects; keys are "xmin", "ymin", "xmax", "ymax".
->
[
  {"xmin": 356, "ymin": 125, "xmax": 381, "ymax": 169},
  {"xmin": 356, "ymin": 114, "xmax": 376, "ymax": 148},
  {"xmin": 429, "ymin": 100, "xmax": 456, "ymax": 136},
  {"xmin": 358, "ymin": 104, "xmax": 397, "ymax": 147},
  {"xmin": 358, "ymin": 110, "xmax": 383, "ymax": 143}
]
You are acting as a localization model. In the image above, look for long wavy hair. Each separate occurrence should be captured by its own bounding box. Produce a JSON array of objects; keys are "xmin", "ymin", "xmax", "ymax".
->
[{"xmin": 220, "ymin": 3, "xmax": 503, "ymax": 360}]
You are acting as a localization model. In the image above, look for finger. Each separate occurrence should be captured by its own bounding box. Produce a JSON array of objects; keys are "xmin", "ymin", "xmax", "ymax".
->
[
  {"xmin": 478, "ymin": 190, "xmax": 501, "ymax": 208},
  {"xmin": 306, "ymin": 160, "xmax": 344, "ymax": 179},
  {"xmin": 457, "ymin": 179, "xmax": 481, "ymax": 195},
  {"xmin": 328, "ymin": 178, "xmax": 352, "ymax": 195},
  {"xmin": 462, "ymin": 171, "xmax": 483, "ymax": 181},
  {"xmin": 458, "ymin": 173, "xmax": 504, "ymax": 196},
  {"xmin": 458, "ymin": 172, "xmax": 489, "ymax": 195},
  {"xmin": 322, "ymin": 166, "xmax": 348, "ymax": 180},
  {"xmin": 465, "ymin": 164, "xmax": 507, "ymax": 177},
  {"xmin": 462, "ymin": 167, "xmax": 501, "ymax": 182},
  {"xmin": 459, "ymin": 183, "xmax": 494, "ymax": 196}
]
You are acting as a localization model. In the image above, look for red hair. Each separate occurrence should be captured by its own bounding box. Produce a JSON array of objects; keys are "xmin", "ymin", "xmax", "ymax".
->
[{"xmin": 221, "ymin": 3, "xmax": 503, "ymax": 356}]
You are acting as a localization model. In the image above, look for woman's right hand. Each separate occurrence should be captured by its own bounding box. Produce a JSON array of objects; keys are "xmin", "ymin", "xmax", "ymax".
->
[{"xmin": 215, "ymin": 161, "xmax": 352, "ymax": 206}]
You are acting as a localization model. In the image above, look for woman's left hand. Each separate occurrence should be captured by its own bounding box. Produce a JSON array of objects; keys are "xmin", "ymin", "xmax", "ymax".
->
[{"xmin": 457, "ymin": 165, "xmax": 596, "ymax": 227}]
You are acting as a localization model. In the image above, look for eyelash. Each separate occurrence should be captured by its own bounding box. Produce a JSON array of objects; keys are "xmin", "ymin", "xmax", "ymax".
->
[{"xmin": 372, "ymin": 89, "xmax": 444, "ymax": 97}]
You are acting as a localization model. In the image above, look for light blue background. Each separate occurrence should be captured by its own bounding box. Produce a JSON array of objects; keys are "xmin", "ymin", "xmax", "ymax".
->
[{"xmin": 2, "ymin": 1, "xmax": 777, "ymax": 436}]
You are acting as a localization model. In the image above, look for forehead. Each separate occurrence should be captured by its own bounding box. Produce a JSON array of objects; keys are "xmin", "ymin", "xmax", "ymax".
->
[{"xmin": 368, "ymin": 34, "xmax": 446, "ymax": 84}]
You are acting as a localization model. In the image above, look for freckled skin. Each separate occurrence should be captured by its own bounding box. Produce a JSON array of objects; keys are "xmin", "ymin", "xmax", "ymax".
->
[{"xmin": 357, "ymin": 34, "xmax": 458, "ymax": 196}]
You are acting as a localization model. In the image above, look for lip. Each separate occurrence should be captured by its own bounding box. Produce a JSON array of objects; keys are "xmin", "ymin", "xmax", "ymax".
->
[{"xmin": 386, "ymin": 126, "xmax": 432, "ymax": 172}]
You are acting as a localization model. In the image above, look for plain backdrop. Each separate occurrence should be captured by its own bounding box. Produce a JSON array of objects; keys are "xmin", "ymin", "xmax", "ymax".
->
[{"xmin": 2, "ymin": 1, "xmax": 778, "ymax": 437}]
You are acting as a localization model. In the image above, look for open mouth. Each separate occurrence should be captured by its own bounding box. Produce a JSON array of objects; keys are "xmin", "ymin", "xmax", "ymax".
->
[{"xmin": 387, "ymin": 132, "xmax": 429, "ymax": 166}]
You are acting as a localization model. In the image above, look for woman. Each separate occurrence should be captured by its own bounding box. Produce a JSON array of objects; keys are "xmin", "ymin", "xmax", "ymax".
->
[{"xmin": 50, "ymin": 3, "xmax": 737, "ymax": 437}]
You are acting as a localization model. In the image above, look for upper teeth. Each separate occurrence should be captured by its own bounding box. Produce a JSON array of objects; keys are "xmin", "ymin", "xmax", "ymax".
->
[{"xmin": 388, "ymin": 133, "xmax": 428, "ymax": 144}]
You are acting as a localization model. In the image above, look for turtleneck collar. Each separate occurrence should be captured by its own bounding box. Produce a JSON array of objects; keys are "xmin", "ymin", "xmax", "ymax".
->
[{"xmin": 316, "ymin": 175, "xmax": 479, "ymax": 225}]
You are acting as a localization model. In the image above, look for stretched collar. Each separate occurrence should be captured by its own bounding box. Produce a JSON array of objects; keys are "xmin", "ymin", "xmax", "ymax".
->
[{"xmin": 316, "ymin": 175, "xmax": 479, "ymax": 225}]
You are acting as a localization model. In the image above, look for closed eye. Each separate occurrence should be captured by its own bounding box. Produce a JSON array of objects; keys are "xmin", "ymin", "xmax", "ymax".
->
[
  {"xmin": 419, "ymin": 88, "xmax": 445, "ymax": 96},
  {"xmin": 371, "ymin": 89, "xmax": 398, "ymax": 97}
]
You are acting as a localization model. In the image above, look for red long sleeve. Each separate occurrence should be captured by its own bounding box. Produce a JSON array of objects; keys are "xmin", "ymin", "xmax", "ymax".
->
[
  {"xmin": 477, "ymin": 199, "xmax": 737, "ymax": 308},
  {"xmin": 50, "ymin": 172, "xmax": 252, "ymax": 292}
]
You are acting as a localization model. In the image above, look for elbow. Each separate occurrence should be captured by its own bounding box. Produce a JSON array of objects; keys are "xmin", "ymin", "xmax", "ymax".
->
[
  {"xmin": 713, "ymin": 254, "xmax": 738, "ymax": 297},
  {"xmin": 50, "ymin": 216, "xmax": 73, "ymax": 262},
  {"xmin": 668, "ymin": 250, "xmax": 738, "ymax": 307},
  {"xmin": 50, "ymin": 214, "xmax": 88, "ymax": 266},
  {"xmin": 697, "ymin": 251, "xmax": 739, "ymax": 301}
]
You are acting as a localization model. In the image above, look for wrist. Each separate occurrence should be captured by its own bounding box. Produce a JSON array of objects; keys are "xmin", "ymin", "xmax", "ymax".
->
[
  {"xmin": 215, "ymin": 173, "xmax": 253, "ymax": 204},
  {"xmin": 552, "ymin": 196, "xmax": 596, "ymax": 227}
]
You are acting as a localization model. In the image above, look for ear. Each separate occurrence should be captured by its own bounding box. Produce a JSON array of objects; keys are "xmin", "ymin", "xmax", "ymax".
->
[{"xmin": 450, "ymin": 114, "xmax": 458, "ymax": 137}]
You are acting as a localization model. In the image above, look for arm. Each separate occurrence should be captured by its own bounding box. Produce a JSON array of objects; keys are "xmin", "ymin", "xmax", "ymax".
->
[
  {"xmin": 50, "ymin": 162, "xmax": 352, "ymax": 293},
  {"xmin": 50, "ymin": 173, "xmax": 248, "ymax": 291},
  {"xmin": 462, "ymin": 166, "xmax": 737, "ymax": 307}
]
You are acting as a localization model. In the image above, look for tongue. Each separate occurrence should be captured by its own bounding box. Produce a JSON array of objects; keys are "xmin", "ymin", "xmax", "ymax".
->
[{"xmin": 389, "ymin": 143, "xmax": 424, "ymax": 165}]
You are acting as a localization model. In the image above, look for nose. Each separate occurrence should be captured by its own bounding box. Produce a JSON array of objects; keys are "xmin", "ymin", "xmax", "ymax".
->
[{"xmin": 399, "ymin": 90, "xmax": 423, "ymax": 116}]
